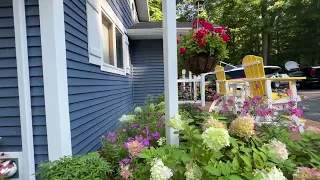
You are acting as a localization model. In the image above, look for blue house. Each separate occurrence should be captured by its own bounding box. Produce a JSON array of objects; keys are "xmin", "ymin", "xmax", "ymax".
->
[{"xmin": 0, "ymin": 0, "xmax": 191, "ymax": 179}]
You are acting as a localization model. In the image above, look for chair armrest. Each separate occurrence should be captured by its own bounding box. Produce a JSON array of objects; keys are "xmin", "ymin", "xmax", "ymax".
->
[
  {"xmin": 226, "ymin": 79, "xmax": 245, "ymax": 82},
  {"xmin": 266, "ymin": 77, "xmax": 306, "ymax": 82}
]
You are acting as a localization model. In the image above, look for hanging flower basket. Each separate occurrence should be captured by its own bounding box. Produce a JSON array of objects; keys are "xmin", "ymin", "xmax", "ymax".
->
[
  {"xmin": 186, "ymin": 53, "xmax": 220, "ymax": 75},
  {"xmin": 178, "ymin": 20, "xmax": 229, "ymax": 75}
]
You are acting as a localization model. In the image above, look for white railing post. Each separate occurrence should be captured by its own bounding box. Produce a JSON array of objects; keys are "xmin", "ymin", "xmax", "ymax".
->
[
  {"xmin": 182, "ymin": 69, "xmax": 186, "ymax": 90},
  {"xmin": 193, "ymin": 75, "xmax": 197, "ymax": 101},
  {"xmin": 201, "ymin": 74, "xmax": 206, "ymax": 106},
  {"xmin": 163, "ymin": 0, "xmax": 179, "ymax": 146}
]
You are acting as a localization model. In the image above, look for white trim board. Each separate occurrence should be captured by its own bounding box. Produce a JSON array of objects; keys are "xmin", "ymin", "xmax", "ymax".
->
[
  {"xmin": 12, "ymin": 0, "xmax": 35, "ymax": 179},
  {"xmin": 39, "ymin": 0, "xmax": 72, "ymax": 160},
  {"xmin": 127, "ymin": 28, "xmax": 191, "ymax": 39}
]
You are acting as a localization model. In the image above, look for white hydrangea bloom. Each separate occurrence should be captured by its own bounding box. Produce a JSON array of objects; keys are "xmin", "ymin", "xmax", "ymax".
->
[
  {"xmin": 134, "ymin": 107, "xmax": 142, "ymax": 113},
  {"xmin": 266, "ymin": 139, "xmax": 289, "ymax": 162},
  {"xmin": 157, "ymin": 137, "xmax": 166, "ymax": 146},
  {"xmin": 262, "ymin": 167, "xmax": 287, "ymax": 180},
  {"xmin": 168, "ymin": 114, "xmax": 184, "ymax": 131},
  {"xmin": 150, "ymin": 158, "xmax": 173, "ymax": 180},
  {"xmin": 119, "ymin": 114, "xmax": 135, "ymax": 123}
]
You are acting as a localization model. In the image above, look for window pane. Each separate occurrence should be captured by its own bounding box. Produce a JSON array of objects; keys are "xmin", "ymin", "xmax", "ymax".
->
[
  {"xmin": 116, "ymin": 29, "xmax": 123, "ymax": 68},
  {"xmin": 102, "ymin": 16, "xmax": 114, "ymax": 65}
]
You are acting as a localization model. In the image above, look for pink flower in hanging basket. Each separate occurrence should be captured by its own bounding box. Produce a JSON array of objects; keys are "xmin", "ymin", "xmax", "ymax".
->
[{"xmin": 179, "ymin": 47, "xmax": 187, "ymax": 55}]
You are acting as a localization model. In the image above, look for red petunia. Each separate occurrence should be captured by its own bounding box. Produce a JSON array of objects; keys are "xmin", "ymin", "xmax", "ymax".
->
[
  {"xmin": 194, "ymin": 29, "xmax": 208, "ymax": 39},
  {"xmin": 221, "ymin": 33, "xmax": 230, "ymax": 43},
  {"xmin": 179, "ymin": 47, "xmax": 187, "ymax": 54},
  {"xmin": 177, "ymin": 39, "xmax": 179, "ymax": 44},
  {"xmin": 214, "ymin": 27, "xmax": 223, "ymax": 34},
  {"xmin": 200, "ymin": 20, "xmax": 214, "ymax": 31},
  {"xmin": 198, "ymin": 38, "xmax": 206, "ymax": 48}
]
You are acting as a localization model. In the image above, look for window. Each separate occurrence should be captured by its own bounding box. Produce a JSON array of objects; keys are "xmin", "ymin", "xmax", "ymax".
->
[
  {"xmin": 116, "ymin": 28, "xmax": 123, "ymax": 68},
  {"xmin": 102, "ymin": 15, "xmax": 114, "ymax": 65},
  {"xmin": 86, "ymin": 0, "xmax": 130, "ymax": 75}
]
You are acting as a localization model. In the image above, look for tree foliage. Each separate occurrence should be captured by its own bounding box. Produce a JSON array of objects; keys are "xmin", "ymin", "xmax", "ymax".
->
[{"xmin": 148, "ymin": 0, "xmax": 320, "ymax": 66}]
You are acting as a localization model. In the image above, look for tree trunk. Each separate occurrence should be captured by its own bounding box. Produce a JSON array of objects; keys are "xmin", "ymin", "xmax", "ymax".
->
[{"xmin": 261, "ymin": 0, "xmax": 268, "ymax": 65}]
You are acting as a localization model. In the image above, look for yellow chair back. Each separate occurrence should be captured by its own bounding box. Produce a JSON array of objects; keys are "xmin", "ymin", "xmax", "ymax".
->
[
  {"xmin": 215, "ymin": 65, "xmax": 227, "ymax": 95},
  {"xmin": 242, "ymin": 55, "xmax": 266, "ymax": 97}
]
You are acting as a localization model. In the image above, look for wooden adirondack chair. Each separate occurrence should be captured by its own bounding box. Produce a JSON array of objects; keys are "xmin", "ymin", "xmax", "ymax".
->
[
  {"xmin": 242, "ymin": 55, "xmax": 306, "ymax": 132},
  {"xmin": 209, "ymin": 65, "xmax": 245, "ymax": 113}
]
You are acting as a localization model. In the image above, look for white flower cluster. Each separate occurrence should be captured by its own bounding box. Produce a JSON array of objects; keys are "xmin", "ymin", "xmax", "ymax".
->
[
  {"xmin": 119, "ymin": 114, "xmax": 135, "ymax": 123},
  {"xmin": 157, "ymin": 137, "xmax": 166, "ymax": 146},
  {"xmin": 168, "ymin": 114, "xmax": 184, "ymax": 131},
  {"xmin": 150, "ymin": 158, "xmax": 173, "ymax": 180},
  {"xmin": 266, "ymin": 139, "xmax": 289, "ymax": 162},
  {"xmin": 262, "ymin": 167, "xmax": 287, "ymax": 180},
  {"xmin": 134, "ymin": 107, "xmax": 142, "ymax": 113}
]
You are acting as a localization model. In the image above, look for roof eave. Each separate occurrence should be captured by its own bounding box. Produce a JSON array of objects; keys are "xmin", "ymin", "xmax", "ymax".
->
[
  {"xmin": 127, "ymin": 28, "xmax": 191, "ymax": 40},
  {"xmin": 135, "ymin": 0, "xmax": 150, "ymax": 22}
]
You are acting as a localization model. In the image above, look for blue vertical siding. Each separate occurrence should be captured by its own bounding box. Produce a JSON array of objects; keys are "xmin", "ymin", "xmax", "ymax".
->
[
  {"xmin": 64, "ymin": 0, "xmax": 134, "ymax": 155},
  {"xmin": 130, "ymin": 40, "xmax": 164, "ymax": 106},
  {"xmin": 25, "ymin": 0, "xmax": 48, "ymax": 169},
  {"xmin": 0, "ymin": 0, "xmax": 22, "ymax": 152}
]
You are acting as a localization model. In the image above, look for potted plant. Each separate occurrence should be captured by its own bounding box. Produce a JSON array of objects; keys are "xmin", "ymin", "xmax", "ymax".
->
[{"xmin": 177, "ymin": 20, "xmax": 229, "ymax": 75}]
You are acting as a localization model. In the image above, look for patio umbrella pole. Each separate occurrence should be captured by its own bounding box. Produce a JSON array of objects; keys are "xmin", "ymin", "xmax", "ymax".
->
[{"xmin": 162, "ymin": 0, "xmax": 179, "ymax": 146}]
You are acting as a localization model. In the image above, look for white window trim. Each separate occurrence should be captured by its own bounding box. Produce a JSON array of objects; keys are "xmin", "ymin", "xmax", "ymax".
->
[{"xmin": 98, "ymin": 0, "xmax": 130, "ymax": 76}]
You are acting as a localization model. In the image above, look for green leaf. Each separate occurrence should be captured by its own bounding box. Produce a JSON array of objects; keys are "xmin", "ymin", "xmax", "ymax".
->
[
  {"xmin": 203, "ymin": 165, "xmax": 221, "ymax": 176},
  {"xmin": 228, "ymin": 174, "xmax": 244, "ymax": 180},
  {"xmin": 193, "ymin": 134, "xmax": 203, "ymax": 140},
  {"xmin": 181, "ymin": 153, "xmax": 191, "ymax": 163},
  {"xmin": 239, "ymin": 155, "xmax": 252, "ymax": 170},
  {"xmin": 139, "ymin": 153, "xmax": 151, "ymax": 159}
]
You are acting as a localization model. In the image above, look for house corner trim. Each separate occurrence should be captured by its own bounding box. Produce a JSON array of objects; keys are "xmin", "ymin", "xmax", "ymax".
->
[
  {"xmin": 39, "ymin": 0, "xmax": 72, "ymax": 160},
  {"xmin": 12, "ymin": 0, "xmax": 35, "ymax": 179}
]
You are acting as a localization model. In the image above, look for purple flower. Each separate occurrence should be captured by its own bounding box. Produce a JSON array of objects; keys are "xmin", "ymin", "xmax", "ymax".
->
[
  {"xmin": 289, "ymin": 108, "xmax": 303, "ymax": 117},
  {"xmin": 222, "ymin": 104, "xmax": 228, "ymax": 111},
  {"xmin": 142, "ymin": 130, "xmax": 147, "ymax": 134},
  {"xmin": 157, "ymin": 123, "xmax": 164, "ymax": 129},
  {"xmin": 108, "ymin": 132, "xmax": 116, "ymax": 137},
  {"xmin": 122, "ymin": 158, "xmax": 132, "ymax": 164},
  {"xmin": 122, "ymin": 128, "xmax": 126, "ymax": 132},
  {"xmin": 131, "ymin": 124, "xmax": 139, "ymax": 128},
  {"xmin": 252, "ymin": 96, "xmax": 261, "ymax": 104},
  {"xmin": 257, "ymin": 108, "xmax": 266, "ymax": 117},
  {"xmin": 127, "ymin": 137, "xmax": 134, "ymax": 141},
  {"xmin": 288, "ymin": 100, "xmax": 296, "ymax": 107},
  {"xmin": 303, "ymin": 95, "xmax": 309, "ymax": 100},
  {"xmin": 114, "ymin": 144, "xmax": 118, "ymax": 148},
  {"xmin": 141, "ymin": 138, "xmax": 150, "ymax": 147},
  {"xmin": 124, "ymin": 142, "xmax": 129, "ymax": 148},
  {"xmin": 158, "ymin": 112, "xmax": 164, "ymax": 117},
  {"xmin": 282, "ymin": 104, "xmax": 287, "ymax": 109},
  {"xmin": 108, "ymin": 137, "xmax": 116, "ymax": 142},
  {"xmin": 100, "ymin": 135, "xmax": 105, "ymax": 140},
  {"xmin": 119, "ymin": 161, "xmax": 124, "ymax": 166},
  {"xmin": 227, "ymin": 98, "xmax": 234, "ymax": 105},
  {"xmin": 158, "ymin": 118, "xmax": 165, "ymax": 122},
  {"xmin": 135, "ymin": 135, "xmax": 143, "ymax": 142},
  {"xmin": 152, "ymin": 132, "xmax": 161, "ymax": 140}
]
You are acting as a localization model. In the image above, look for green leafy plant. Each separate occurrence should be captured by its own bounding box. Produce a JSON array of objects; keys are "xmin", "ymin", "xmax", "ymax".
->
[{"xmin": 36, "ymin": 152, "xmax": 112, "ymax": 180}]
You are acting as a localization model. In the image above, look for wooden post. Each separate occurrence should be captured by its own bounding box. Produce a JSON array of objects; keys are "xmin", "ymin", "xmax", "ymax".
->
[{"xmin": 163, "ymin": 0, "xmax": 179, "ymax": 145}]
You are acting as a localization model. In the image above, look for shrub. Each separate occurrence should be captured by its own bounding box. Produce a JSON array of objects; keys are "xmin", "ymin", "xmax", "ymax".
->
[{"xmin": 36, "ymin": 152, "xmax": 112, "ymax": 180}]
